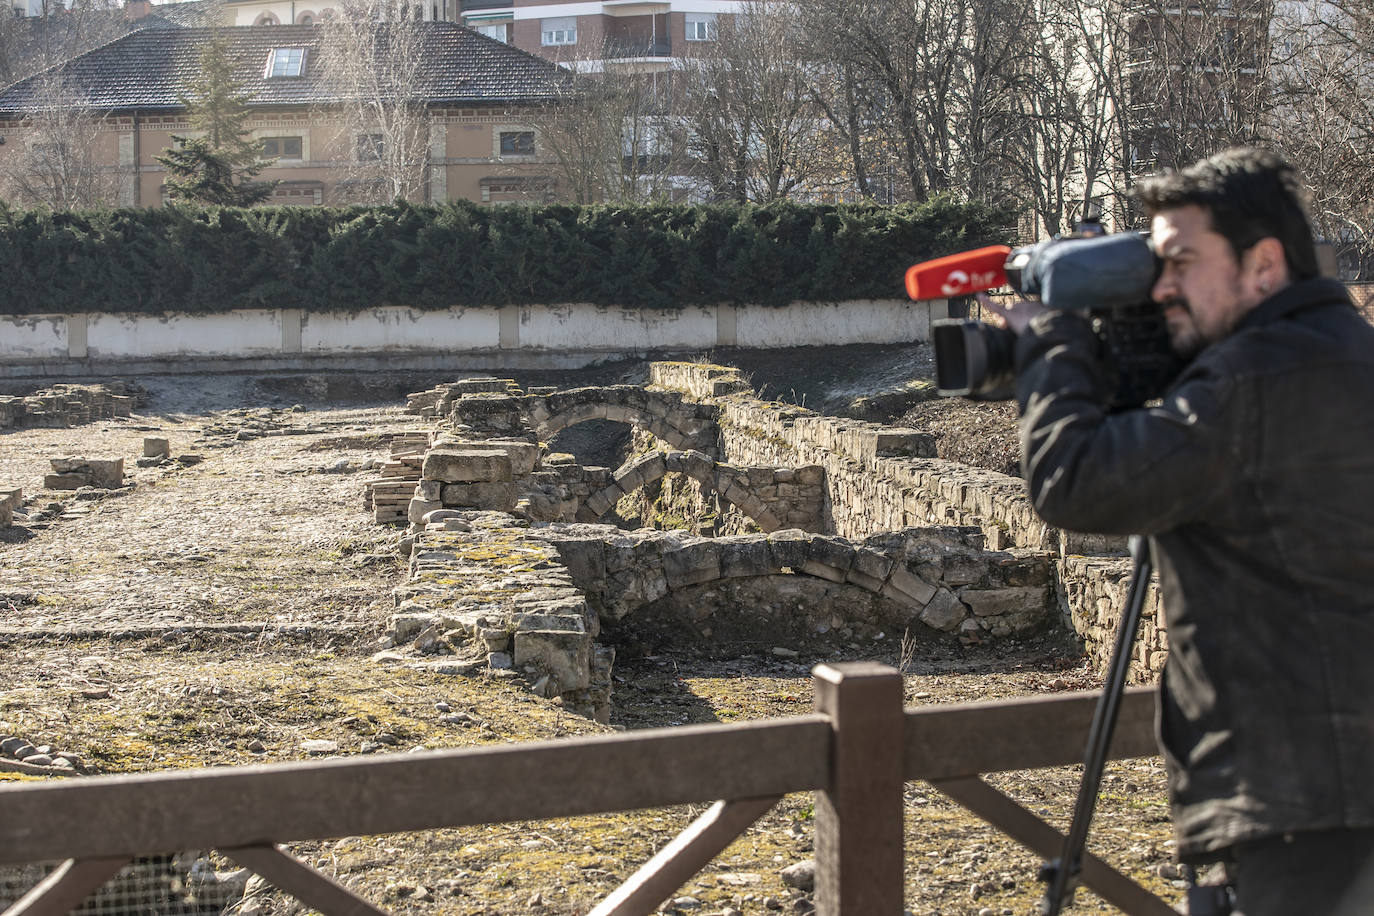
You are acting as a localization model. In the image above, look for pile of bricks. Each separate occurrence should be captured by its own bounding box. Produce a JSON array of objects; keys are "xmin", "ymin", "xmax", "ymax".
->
[
  {"xmin": 0, "ymin": 382, "xmax": 147, "ymax": 430},
  {"xmin": 362, "ymin": 432, "xmax": 433, "ymax": 525}
]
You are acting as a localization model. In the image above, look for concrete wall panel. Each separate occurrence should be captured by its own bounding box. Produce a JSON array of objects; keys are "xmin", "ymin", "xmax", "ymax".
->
[
  {"xmin": 0, "ymin": 315, "xmax": 68, "ymax": 359},
  {"xmin": 299, "ymin": 306, "xmax": 500, "ymax": 353},
  {"xmin": 85, "ymin": 310, "xmax": 283, "ymax": 358},
  {"xmin": 518, "ymin": 303, "xmax": 717, "ymax": 350},
  {"xmin": 734, "ymin": 299, "xmax": 931, "ymax": 348}
]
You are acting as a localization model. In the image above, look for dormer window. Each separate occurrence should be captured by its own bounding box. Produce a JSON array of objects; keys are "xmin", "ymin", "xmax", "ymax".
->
[{"xmin": 265, "ymin": 48, "xmax": 308, "ymax": 78}]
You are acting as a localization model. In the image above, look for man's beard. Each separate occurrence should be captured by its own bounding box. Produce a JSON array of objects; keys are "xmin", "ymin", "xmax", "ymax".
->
[{"xmin": 1162, "ymin": 298, "xmax": 1205, "ymax": 360}]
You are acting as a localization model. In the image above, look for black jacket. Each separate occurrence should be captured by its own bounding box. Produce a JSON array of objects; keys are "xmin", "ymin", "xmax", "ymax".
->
[{"xmin": 1014, "ymin": 277, "xmax": 1374, "ymax": 860}]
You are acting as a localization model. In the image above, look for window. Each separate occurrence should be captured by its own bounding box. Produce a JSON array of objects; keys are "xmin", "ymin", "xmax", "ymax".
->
[
  {"xmin": 260, "ymin": 136, "xmax": 303, "ymax": 159},
  {"xmin": 685, "ymin": 12, "xmax": 716, "ymax": 41},
  {"xmin": 499, "ymin": 130, "xmax": 535, "ymax": 156},
  {"xmin": 357, "ymin": 133, "xmax": 384, "ymax": 161},
  {"xmin": 541, "ymin": 16, "xmax": 576, "ymax": 45},
  {"xmin": 296, "ymin": 11, "xmax": 314, "ymax": 24},
  {"xmin": 264, "ymin": 48, "xmax": 307, "ymax": 77},
  {"xmin": 474, "ymin": 22, "xmax": 507, "ymax": 42},
  {"xmin": 253, "ymin": 11, "xmax": 279, "ymax": 24}
]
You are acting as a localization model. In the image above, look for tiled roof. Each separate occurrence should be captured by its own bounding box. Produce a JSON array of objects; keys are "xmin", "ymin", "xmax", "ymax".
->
[
  {"xmin": 0, "ymin": 23, "xmax": 569, "ymax": 115},
  {"xmin": 143, "ymin": 0, "xmax": 229, "ymax": 29}
]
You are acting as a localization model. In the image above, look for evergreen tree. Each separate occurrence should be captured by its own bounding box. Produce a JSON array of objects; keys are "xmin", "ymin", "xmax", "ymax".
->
[{"xmin": 155, "ymin": 35, "xmax": 275, "ymax": 206}]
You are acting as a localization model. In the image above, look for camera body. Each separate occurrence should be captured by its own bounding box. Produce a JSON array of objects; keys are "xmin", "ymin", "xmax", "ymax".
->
[{"xmin": 931, "ymin": 232, "xmax": 1185, "ymax": 408}]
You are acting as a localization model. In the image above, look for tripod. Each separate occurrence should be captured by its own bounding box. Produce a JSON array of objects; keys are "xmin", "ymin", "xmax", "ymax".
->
[{"xmin": 1039, "ymin": 534, "xmax": 1153, "ymax": 916}]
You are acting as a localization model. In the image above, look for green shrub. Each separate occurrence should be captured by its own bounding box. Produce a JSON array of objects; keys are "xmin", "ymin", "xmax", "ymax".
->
[{"xmin": 0, "ymin": 198, "xmax": 1014, "ymax": 316}]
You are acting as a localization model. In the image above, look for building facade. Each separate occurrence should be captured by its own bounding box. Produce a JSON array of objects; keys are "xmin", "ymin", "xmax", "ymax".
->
[
  {"xmin": 0, "ymin": 22, "xmax": 568, "ymax": 206},
  {"xmin": 459, "ymin": 0, "xmax": 743, "ymax": 71}
]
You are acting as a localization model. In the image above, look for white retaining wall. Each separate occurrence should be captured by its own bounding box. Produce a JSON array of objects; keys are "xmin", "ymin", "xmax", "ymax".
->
[{"xmin": 0, "ymin": 299, "xmax": 948, "ymax": 376}]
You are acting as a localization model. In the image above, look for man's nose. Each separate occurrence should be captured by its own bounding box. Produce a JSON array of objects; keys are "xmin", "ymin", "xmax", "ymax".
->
[{"xmin": 1152, "ymin": 268, "xmax": 1176, "ymax": 305}]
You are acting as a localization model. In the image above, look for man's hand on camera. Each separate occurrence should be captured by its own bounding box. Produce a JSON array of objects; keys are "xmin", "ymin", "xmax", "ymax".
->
[{"xmin": 977, "ymin": 292, "xmax": 1046, "ymax": 334}]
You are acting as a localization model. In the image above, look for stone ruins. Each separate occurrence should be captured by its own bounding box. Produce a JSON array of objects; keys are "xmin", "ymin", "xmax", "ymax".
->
[
  {"xmin": 0, "ymin": 382, "xmax": 147, "ymax": 430},
  {"xmin": 368, "ymin": 362, "xmax": 1163, "ymax": 719}
]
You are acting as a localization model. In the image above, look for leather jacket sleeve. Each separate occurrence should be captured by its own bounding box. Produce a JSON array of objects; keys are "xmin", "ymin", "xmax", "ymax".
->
[{"xmin": 1012, "ymin": 310, "xmax": 1242, "ymax": 536}]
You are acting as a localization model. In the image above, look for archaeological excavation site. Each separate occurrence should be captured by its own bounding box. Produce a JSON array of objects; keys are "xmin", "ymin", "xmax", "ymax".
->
[{"xmin": 0, "ymin": 350, "xmax": 1179, "ymax": 916}]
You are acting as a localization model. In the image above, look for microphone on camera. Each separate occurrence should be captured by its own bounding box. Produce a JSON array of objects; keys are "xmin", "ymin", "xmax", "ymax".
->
[{"xmin": 904, "ymin": 245, "xmax": 1012, "ymax": 300}]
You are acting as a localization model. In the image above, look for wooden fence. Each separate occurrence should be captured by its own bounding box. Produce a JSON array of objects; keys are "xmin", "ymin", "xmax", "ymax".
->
[{"xmin": 0, "ymin": 663, "xmax": 1174, "ymax": 916}]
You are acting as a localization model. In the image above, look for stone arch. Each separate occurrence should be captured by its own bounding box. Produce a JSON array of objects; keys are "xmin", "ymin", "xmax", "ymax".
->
[
  {"xmin": 537, "ymin": 404, "xmax": 701, "ymax": 453},
  {"xmin": 296, "ymin": 9, "xmax": 316, "ymax": 23},
  {"xmin": 576, "ymin": 450, "xmax": 782, "ymax": 532},
  {"xmin": 525, "ymin": 387, "xmax": 717, "ymax": 455},
  {"xmin": 588, "ymin": 532, "xmax": 946, "ymax": 624},
  {"xmin": 254, "ymin": 11, "xmax": 280, "ymax": 24}
]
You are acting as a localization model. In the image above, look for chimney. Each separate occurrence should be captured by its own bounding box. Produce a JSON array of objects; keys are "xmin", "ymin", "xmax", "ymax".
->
[{"xmin": 124, "ymin": 0, "xmax": 151, "ymax": 20}]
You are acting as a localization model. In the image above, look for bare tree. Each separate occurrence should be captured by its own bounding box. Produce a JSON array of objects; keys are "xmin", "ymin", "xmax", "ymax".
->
[
  {"xmin": 317, "ymin": 0, "xmax": 430, "ymax": 203},
  {"xmin": 523, "ymin": 56, "xmax": 687, "ymax": 204},
  {"xmin": 0, "ymin": 73, "xmax": 116, "ymax": 209},
  {"xmin": 794, "ymin": 0, "xmax": 1033, "ymax": 205},
  {"xmin": 0, "ymin": 0, "xmax": 126, "ymax": 86},
  {"xmin": 677, "ymin": 1, "xmax": 837, "ymax": 202},
  {"xmin": 1268, "ymin": 0, "xmax": 1374, "ymax": 276}
]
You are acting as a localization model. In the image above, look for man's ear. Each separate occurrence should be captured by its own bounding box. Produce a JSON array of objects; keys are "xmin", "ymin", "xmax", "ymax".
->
[{"xmin": 1244, "ymin": 237, "xmax": 1288, "ymax": 294}]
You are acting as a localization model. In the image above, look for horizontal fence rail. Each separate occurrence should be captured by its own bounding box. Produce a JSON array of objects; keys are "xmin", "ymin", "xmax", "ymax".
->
[{"xmin": 0, "ymin": 664, "xmax": 1168, "ymax": 916}]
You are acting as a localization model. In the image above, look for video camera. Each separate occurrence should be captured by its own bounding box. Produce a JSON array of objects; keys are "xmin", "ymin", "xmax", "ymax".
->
[{"xmin": 906, "ymin": 229, "xmax": 1185, "ymax": 409}]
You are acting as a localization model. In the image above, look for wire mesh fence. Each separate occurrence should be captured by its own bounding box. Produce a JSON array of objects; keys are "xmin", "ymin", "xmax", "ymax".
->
[{"xmin": 0, "ymin": 852, "xmax": 251, "ymax": 915}]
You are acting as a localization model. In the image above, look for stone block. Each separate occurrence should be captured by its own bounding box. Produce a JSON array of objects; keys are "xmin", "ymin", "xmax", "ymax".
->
[
  {"xmin": 917, "ymin": 588, "xmax": 966, "ymax": 631},
  {"xmin": 766, "ymin": 529, "xmax": 810, "ymax": 570},
  {"xmin": 800, "ymin": 558, "xmax": 847, "ymax": 583},
  {"xmin": 44, "ymin": 473, "xmax": 87, "ymax": 490},
  {"xmin": 514, "ymin": 629, "xmax": 591, "ymax": 692},
  {"xmin": 143, "ymin": 437, "xmax": 170, "ymax": 458},
  {"xmin": 480, "ymin": 439, "xmax": 541, "ymax": 476},
  {"xmin": 86, "ymin": 459, "xmax": 124, "ymax": 489},
  {"xmin": 0, "ymin": 501, "xmax": 10, "ymax": 528},
  {"xmin": 959, "ymin": 585, "xmax": 1047, "ymax": 617},
  {"xmin": 416, "ymin": 479, "xmax": 442, "ymax": 501},
  {"xmin": 441, "ymin": 481, "xmax": 514, "ymax": 510},
  {"xmin": 719, "ymin": 535, "xmax": 772, "ymax": 578},
  {"xmin": 423, "ymin": 449, "xmax": 513, "ymax": 483},
  {"xmin": 805, "ymin": 536, "xmax": 855, "ymax": 575},
  {"xmin": 407, "ymin": 497, "xmax": 443, "ymax": 524},
  {"xmin": 0, "ymin": 488, "xmax": 20, "ymax": 512},
  {"xmin": 887, "ymin": 567, "xmax": 938, "ymax": 605},
  {"xmin": 663, "ymin": 543, "xmax": 721, "ymax": 587},
  {"xmin": 851, "ymin": 549, "xmax": 894, "ymax": 582}
]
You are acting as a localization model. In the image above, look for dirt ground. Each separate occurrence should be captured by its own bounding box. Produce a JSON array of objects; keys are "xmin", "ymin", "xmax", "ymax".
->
[{"xmin": 0, "ymin": 355, "xmax": 1181, "ymax": 916}]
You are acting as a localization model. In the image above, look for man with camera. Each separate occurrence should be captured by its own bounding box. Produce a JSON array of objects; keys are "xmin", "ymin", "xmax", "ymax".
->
[{"xmin": 981, "ymin": 147, "xmax": 1374, "ymax": 914}]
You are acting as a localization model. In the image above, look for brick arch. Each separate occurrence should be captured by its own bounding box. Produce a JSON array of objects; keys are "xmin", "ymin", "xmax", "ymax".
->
[{"xmin": 576, "ymin": 450, "xmax": 781, "ymax": 532}]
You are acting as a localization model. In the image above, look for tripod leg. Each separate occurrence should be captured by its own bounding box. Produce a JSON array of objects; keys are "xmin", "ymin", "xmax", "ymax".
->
[{"xmin": 1040, "ymin": 535, "xmax": 1154, "ymax": 916}]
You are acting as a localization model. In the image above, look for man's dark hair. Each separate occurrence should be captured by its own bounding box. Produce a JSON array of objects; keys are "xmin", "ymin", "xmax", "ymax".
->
[{"xmin": 1135, "ymin": 147, "xmax": 1319, "ymax": 280}]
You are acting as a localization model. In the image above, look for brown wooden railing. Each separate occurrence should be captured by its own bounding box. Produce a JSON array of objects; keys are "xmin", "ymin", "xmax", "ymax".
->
[{"xmin": 0, "ymin": 663, "xmax": 1174, "ymax": 916}]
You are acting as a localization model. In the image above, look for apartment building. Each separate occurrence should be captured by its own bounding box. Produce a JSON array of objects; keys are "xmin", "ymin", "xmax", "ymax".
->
[{"xmin": 458, "ymin": 0, "xmax": 744, "ymax": 70}]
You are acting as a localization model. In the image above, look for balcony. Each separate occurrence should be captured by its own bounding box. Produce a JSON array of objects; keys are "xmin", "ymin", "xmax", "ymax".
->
[{"xmin": 603, "ymin": 37, "xmax": 672, "ymax": 57}]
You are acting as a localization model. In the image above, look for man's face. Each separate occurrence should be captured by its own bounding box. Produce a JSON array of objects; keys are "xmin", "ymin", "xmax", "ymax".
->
[{"xmin": 1150, "ymin": 204, "xmax": 1268, "ymax": 359}]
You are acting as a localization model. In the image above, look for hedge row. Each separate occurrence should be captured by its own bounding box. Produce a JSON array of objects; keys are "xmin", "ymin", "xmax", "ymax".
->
[{"xmin": 0, "ymin": 198, "xmax": 1014, "ymax": 316}]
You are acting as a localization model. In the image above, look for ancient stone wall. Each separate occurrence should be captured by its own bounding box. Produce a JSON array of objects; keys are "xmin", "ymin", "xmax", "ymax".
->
[{"xmin": 647, "ymin": 362, "xmax": 1166, "ymax": 679}]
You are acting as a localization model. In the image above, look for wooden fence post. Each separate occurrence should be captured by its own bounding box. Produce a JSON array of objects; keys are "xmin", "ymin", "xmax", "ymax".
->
[{"xmin": 812, "ymin": 662, "xmax": 905, "ymax": 915}]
